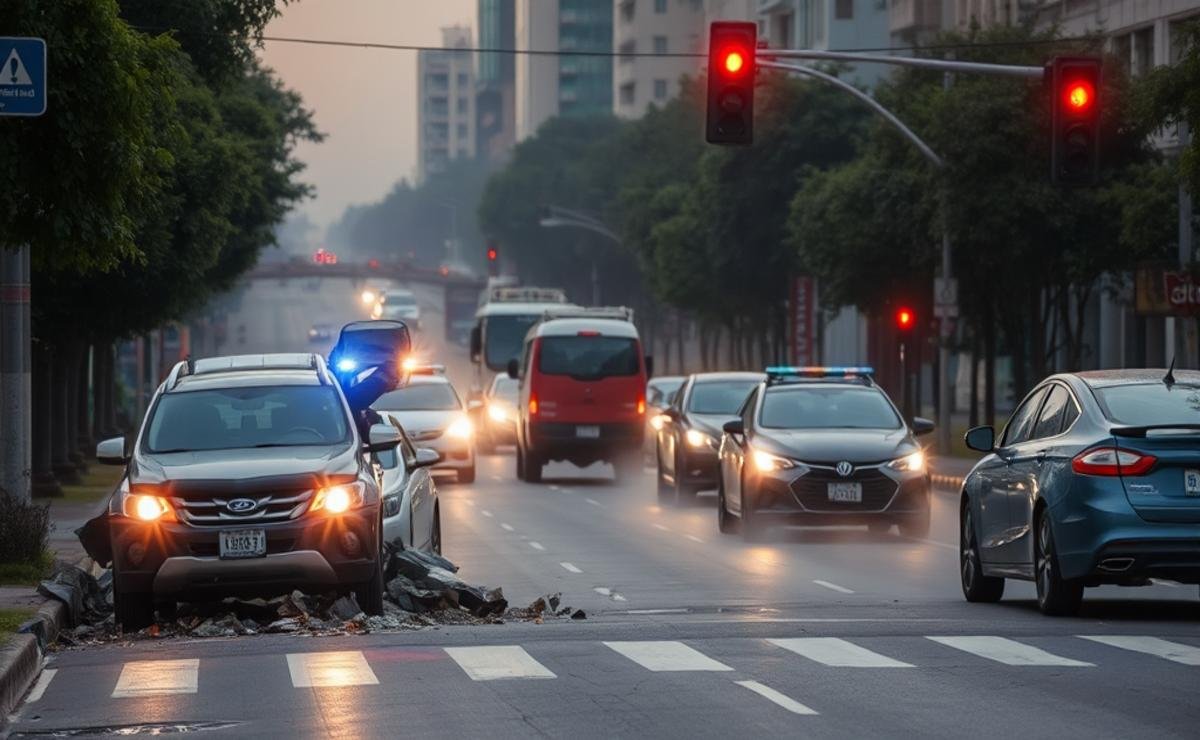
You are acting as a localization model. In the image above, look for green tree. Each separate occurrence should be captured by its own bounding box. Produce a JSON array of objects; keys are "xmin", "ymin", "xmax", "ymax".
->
[{"xmin": 1138, "ymin": 19, "xmax": 1200, "ymax": 199}]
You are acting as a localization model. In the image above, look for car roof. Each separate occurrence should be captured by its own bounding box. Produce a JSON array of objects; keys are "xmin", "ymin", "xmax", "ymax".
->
[
  {"xmin": 691, "ymin": 372, "xmax": 766, "ymax": 383},
  {"xmin": 172, "ymin": 369, "xmax": 324, "ymax": 392},
  {"xmin": 534, "ymin": 317, "xmax": 639, "ymax": 339},
  {"xmin": 648, "ymin": 376, "xmax": 685, "ymax": 386},
  {"xmin": 477, "ymin": 302, "xmax": 573, "ymax": 318},
  {"xmin": 1072, "ymin": 369, "xmax": 1200, "ymax": 388},
  {"xmin": 764, "ymin": 380, "xmax": 878, "ymax": 392}
]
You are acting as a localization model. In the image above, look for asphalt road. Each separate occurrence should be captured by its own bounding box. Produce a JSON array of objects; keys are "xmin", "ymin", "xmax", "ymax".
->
[{"xmin": 8, "ymin": 280, "xmax": 1199, "ymax": 738}]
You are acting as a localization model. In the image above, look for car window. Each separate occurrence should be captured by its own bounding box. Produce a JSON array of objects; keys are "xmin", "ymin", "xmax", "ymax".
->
[
  {"xmin": 689, "ymin": 381, "xmax": 760, "ymax": 415},
  {"xmin": 145, "ymin": 385, "xmax": 350, "ymax": 453},
  {"xmin": 1093, "ymin": 383, "xmax": 1200, "ymax": 426},
  {"xmin": 1001, "ymin": 387, "xmax": 1048, "ymax": 447},
  {"xmin": 740, "ymin": 387, "xmax": 759, "ymax": 427},
  {"xmin": 489, "ymin": 375, "xmax": 519, "ymax": 402},
  {"xmin": 759, "ymin": 386, "xmax": 901, "ymax": 430},
  {"xmin": 1032, "ymin": 384, "xmax": 1072, "ymax": 440},
  {"xmin": 372, "ymin": 383, "xmax": 461, "ymax": 411},
  {"xmin": 1060, "ymin": 394, "xmax": 1080, "ymax": 430},
  {"xmin": 537, "ymin": 336, "xmax": 639, "ymax": 379}
]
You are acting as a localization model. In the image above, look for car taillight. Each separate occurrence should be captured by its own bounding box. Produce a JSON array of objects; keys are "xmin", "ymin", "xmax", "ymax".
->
[
  {"xmin": 529, "ymin": 394, "xmax": 539, "ymax": 415},
  {"xmin": 1071, "ymin": 447, "xmax": 1157, "ymax": 477},
  {"xmin": 636, "ymin": 396, "xmax": 645, "ymax": 415}
]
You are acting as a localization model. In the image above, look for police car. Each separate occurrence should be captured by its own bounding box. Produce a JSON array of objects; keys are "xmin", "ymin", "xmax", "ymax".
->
[{"xmin": 716, "ymin": 367, "xmax": 934, "ymax": 542}]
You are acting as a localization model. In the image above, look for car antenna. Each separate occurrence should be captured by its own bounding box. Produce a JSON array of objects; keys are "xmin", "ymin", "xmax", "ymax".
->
[{"xmin": 1164, "ymin": 357, "xmax": 1176, "ymax": 388}]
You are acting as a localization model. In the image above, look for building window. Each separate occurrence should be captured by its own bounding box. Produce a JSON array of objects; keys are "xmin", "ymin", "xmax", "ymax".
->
[
  {"xmin": 653, "ymin": 36, "xmax": 668, "ymax": 54},
  {"xmin": 456, "ymin": 72, "xmax": 468, "ymax": 88},
  {"xmin": 654, "ymin": 0, "xmax": 667, "ymax": 12},
  {"xmin": 835, "ymin": 0, "xmax": 853, "ymax": 20},
  {"xmin": 619, "ymin": 39, "xmax": 636, "ymax": 63},
  {"xmin": 1132, "ymin": 26, "xmax": 1154, "ymax": 76},
  {"xmin": 456, "ymin": 97, "xmax": 468, "ymax": 114},
  {"xmin": 457, "ymin": 123, "xmax": 468, "ymax": 139},
  {"xmin": 654, "ymin": 79, "xmax": 667, "ymax": 99},
  {"xmin": 620, "ymin": 81, "xmax": 636, "ymax": 105}
]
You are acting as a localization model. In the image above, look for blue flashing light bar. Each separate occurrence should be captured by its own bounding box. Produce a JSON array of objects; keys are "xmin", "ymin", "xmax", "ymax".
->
[
  {"xmin": 765, "ymin": 366, "xmax": 875, "ymax": 377},
  {"xmin": 335, "ymin": 358, "xmax": 358, "ymax": 373}
]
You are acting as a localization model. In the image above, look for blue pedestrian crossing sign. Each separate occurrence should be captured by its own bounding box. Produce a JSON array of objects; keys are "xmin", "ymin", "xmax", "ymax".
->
[{"xmin": 0, "ymin": 37, "xmax": 47, "ymax": 117}]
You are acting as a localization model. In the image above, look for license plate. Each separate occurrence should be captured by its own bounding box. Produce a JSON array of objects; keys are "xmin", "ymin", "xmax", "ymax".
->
[
  {"xmin": 219, "ymin": 529, "xmax": 266, "ymax": 559},
  {"xmin": 1186, "ymin": 470, "xmax": 1200, "ymax": 497},
  {"xmin": 576, "ymin": 425, "xmax": 600, "ymax": 439},
  {"xmin": 828, "ymin": 482, "xmax": 863, "ymax": 503}
]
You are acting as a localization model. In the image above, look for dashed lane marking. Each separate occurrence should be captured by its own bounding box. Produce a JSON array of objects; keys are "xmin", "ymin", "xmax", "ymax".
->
[
  {"xmin": 593, "ymin": 587, "xmax": 627, "ymax": 602},
  {"xmin": 604, "ymin": 641, "xmax": 732, "ymax": 672},
  {"xmin": 585, "ymin": 498, "xmax": 603, "ymax": 507},
  {"xmin": 927, "ymin": 636, "xmax": 1093, "ymax": 667},
  {"xmin": 500, "ymin": 523, "xmax": 514, "ymax": 531},
  {"xmin": 445, "ymin": 646, "xmax": 556, "ymax": 681},
  {"xmin": 735, "ymin": 680, "xmax": 819, "ymax": 715},
  {"xmin": 529, "ymin": 541, "xmax": 546, "ymax": 551},
  {"xmin": 652, "ymin": 523, "xmax": 670, "ymax": 532},
  {"xmin": 813, "ymin": 580, "xmax": 855, "ymax": 594},
  {"xmin": 481, "ymin": 510, "xmax": 493, "ymax": 518},
  {"xmin": 560, "ymin": 562, "xmax": 582, "ymax": 573}
]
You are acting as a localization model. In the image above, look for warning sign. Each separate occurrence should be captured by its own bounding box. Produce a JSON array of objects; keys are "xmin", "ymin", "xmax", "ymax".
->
[
  {"xmin": 0, "ymin": 48, "xmax": 32, "ymax": 86},
  {"xmin": 0, "ymin": 37, "xmax": 46, "ymax": 116}
]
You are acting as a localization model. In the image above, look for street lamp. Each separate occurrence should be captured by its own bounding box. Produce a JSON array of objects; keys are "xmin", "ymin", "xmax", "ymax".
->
[{"xmin": 537, "ymin": 206, "xmax": 620, "ymax": 306}]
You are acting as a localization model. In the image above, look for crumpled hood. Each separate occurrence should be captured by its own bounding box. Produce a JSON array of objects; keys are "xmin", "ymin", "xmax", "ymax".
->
[
  {"xmin": 754, "ymin": 428, "xmax": 915, "ymax": 465},
  {"xmin": 130, "ymin": 444, "xmax": 358, "ymax": 485}
]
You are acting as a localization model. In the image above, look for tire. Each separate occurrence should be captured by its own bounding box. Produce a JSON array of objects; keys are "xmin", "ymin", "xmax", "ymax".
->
[
  {"xmin": 430, "ymin": 505, "xmax": 442, "ymax": 555},
  {"xmin": 741, "ymin": 476, "xmax": 768, "ymax": 543},
  {"xmin": 656, "ymin": 450, "xmax": 673, "ymax": 504},
  {"xmin": 717, "ymin": 477, "xmax": 739, "ymax": 534},
  {"xmin": 354, "ymin": 521, "xmax": 386, "ymax": 617},
  {"xmin": 114, "ymin": 587, "xmax": 155, "ymax": 632},
  {"xmin": 868, "ymin": 521, "xmax": 893, "ymax": 535},
  {"xmin": 1035, "ymin": 511, "xmax": 1084, "ymax": 616},
  {"xmin": 457, "ymin": 464, "xmax": 476, "ymax": 484},
  {"xmin": 524, "ymin": 447, "xmax": 543, "ymax": 483},
  {"xmin": 673, "ymin": 451, "xmax": 695, "ymax": 506},
  {"xmin": 515, "ymin": 441, "xmax": 526, "ymax": 479},
  {"xmin": 960, "ymin": 503, "xmax": 1005, "ymax": 603},
  {"xmin": 898, "ymin": 507, "xmax": 931, "ymax": 538}
]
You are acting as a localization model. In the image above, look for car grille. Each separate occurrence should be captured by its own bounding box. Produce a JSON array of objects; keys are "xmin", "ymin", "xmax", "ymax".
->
[
  {"xmin": 789, "ymin": 467, "xmax": 898, "ymax": 512},
  {"xmin": 171, "ymin": 490, "xmax": 314, "ymax": 527}
]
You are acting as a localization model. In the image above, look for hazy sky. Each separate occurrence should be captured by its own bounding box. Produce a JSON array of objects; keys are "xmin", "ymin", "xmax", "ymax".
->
[{"xmin": 259, "ymin": 0, "xmax": 474, "ymax": 232}]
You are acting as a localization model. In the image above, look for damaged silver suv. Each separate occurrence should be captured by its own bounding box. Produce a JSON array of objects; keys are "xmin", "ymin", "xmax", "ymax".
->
[{"xmin": 81, "ymin": 354, "xmax": 402, "ymax": 630}]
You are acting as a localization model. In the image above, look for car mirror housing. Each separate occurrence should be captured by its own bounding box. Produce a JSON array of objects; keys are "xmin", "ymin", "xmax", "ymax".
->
[
  {"xmin": 364, "ymin": 423, "xmax": 403, "ymax": 454},
  {"xmin": 722, "ymin": 419, "xmax": 745, "ymax": 436},
  {"xmin": 96, "ymin": 436, "xmax": 129, "ymax": 466},
  {"xmin": 965, "ymin": 426, "xmax": 995, "ymax": 453},
  {"xmin": 506, "ymin": 358, "xmax": 519, "ymax": 380},
  {"xmin": 413, "ymin": 448, "xmax": 440, "ymax": 468},
  {"xmin": 911, "ymin": 417, "xmax": 936, "ymax": 436}
]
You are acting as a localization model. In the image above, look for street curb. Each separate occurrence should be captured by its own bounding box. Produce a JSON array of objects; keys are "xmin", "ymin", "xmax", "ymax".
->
[{"xmin": 0, "ymin": 599, "xmax": 68, "ymax": 722}]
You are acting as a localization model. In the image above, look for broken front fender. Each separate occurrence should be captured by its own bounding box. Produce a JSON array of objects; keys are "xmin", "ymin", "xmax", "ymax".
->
[{"xmin": 75, "ymin": 512, "xmax": 113, "ymax": 568}]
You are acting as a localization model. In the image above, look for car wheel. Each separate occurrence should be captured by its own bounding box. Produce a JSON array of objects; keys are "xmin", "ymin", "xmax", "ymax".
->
[
  {"xmin": 717, "ymin": 477, "xmax": 739, "ymax": 534},
  {"xmin": 430, "ymin": 505, "xmax": 442, "ymax": 555},
  {"xmin": 354, "ymin": 521, "xmax": 386, "ymax": 617},
  {"xmin": 112, "ymin": 560, "xmax": 155, "ymax": 632},
  {"xmin": 898, "ymin": 507, "xmax": 931, "ymax": 538},
  {"xmin": 960, "ymin": 503, "xmax": 1005, "ymax": 603},
  {"xmin": 525, "ymin": 448, "xmax": 543, "ymax": 483},
  {"xmin": 1035, "ymin": 511, "xmax": 1083, "ymax": 616},
  {"xmin": 457, "ymin": 464, "xmax": 476, "ymax": 484},
  {"xmin": 741, "ymin": 476, "xmax": 767, "ymax": 543},
  {"xmin": 656, "ymin": 451, "xmax": 673, "ymax": 504},
  {"xmin": 868, "ymin": 521, "xmax": 892, "ymax": 535},
  {"xmin": 515, "ymin": 442, "xmax": 526, "ymax": 479},
  {"xmin": 673, "ymin": 451, "xmax": 694, "ymax": 506}
]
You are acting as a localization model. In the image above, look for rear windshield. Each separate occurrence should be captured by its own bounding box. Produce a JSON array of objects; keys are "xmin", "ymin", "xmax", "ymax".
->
[
  {"xmin": 490, "ymin": 376, "xmax": 519, "ymax": 401},
  {"xmin": 647, "ymin": 378, "xmax": 683, "ymax": 406},
  {"xmin": 373, "ymin": 383, "xmax": 461, "ymax": 411},
  {"xmin": 538, "ymin": 336, "xmax": 639, "ymax": 380},
  {"xmin": 1094, "ymin": 383, "xmax": 1200, "ymax": 426},
  {"xmin": 145, "ymin": 386, "xmax": 350, "ymax": 453},
  {"xmin": 760, "ymin": 386, "xmax": 901, "ymax": 430},
  {"xmin": 689, "ymin": 381, "xmax": 759, "ymax": 415}
]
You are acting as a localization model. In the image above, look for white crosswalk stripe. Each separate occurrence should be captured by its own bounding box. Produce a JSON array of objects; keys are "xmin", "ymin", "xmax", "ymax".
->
[
  {"xmin": 286, "ymin": 651, "xmax": 379, "ymax": 687},
  {"xmin": 604, "ymin": 641, "xmax": 732, "ymax": 671},
  {"xmin": 445, "ymin": 645, "xmax": 557, "ymax": 681},
  {"xmin": 768, "ymin": 638, "xmax": 913, "ymax": 668},
  {"xmin": 112, "ymin": 659, "xmax": 199, "ymax": 698},
  {"xmin": 735, "ymin": 680, "xmax": 819, "ymax": 715},
  {"xmin": 1079, "ymin": 635, "xmax": 1200, "ymax": 666},
  {"xmin": 927, "ymin": 636, "xmax": 1093, "ymax": 666}
]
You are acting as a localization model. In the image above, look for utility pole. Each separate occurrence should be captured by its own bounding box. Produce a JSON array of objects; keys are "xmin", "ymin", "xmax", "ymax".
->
[
  {"xmin": 1180, "ymin": 123, "xmax": 1196, "ymax": 366},
  {"xmin": 0, "ymin": 246, "xmax": 32, "ymax": 503},
  {"xmin": 936, "ymin": 68, "xmax": 955, "ymax": 457}
]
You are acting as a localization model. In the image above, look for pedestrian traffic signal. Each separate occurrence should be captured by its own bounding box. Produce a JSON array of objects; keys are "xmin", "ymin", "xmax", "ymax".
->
[
  {"xmin": 895, "ymin": 307, "xmax": 915, "ymax": 332},
  {"xmin": 1048, "ymin": 57, "xmax": 1101, "ymax": 185},
  {"xmin": 706, "ymin": 21, "xmax": 756, "ymax": 146}
]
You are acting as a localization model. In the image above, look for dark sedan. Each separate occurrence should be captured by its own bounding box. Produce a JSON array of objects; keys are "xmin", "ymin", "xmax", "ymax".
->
[
  {"xmin": 717, "ymin": 367, "xmax": 934, "ymax": 542},
  {"xmin": 656, "ymin": 372, "xmax": 764, "ymax": 505},
  {"xmin": 960, "ymin": 368, "xmax": 1200, "ymax": 616}
]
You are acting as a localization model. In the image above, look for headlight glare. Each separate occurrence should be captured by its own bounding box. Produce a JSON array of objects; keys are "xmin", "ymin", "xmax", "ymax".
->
[
  {"xmin": 311, "ymin": 482, "xmax": 366, "ymax": 515},
  {"xmin": 888, "ymin": 450, "xmax": 926, "ymax": 473},
  {"xmin": 126, "ymin": 494, "xmax": 172, "ymax": 522},
  {"xmin": 686, "ymin": 429, "xmax": 716, "ymax": 449},
  {"xmin": 752, "ymin": 449, "xmax": 795, "ymax": 472},
  {"xmin": 487, "ymin": 403, "xmax": 510, "ymax": 422},
  {"xmin": 446, "ymin": 416, "xmax": 473, "ymax": 439}
]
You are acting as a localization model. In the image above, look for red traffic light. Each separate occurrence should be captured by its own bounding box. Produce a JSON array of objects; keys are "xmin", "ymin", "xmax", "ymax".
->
[
  {"xmin": 722, "ymin": 49, "xmax": 746, "ymax": 75},
  {"xmin": 896, "ymin": 307, "xmax": 915, "ymax": 330},
  {"xmin": 1064, "ymin": 81, "xmax": 1093, "ymax": 112},
  {"xmin": 487, "ymin": 246, "xmax": 498, "ymax": 261},
  {"xmin": 1049, "ymin": 57, "xmax": 1101, "ymax": 185},
  {"xmin": 706, "ymin": 21, "xmax": 756, "ymax": 146}
]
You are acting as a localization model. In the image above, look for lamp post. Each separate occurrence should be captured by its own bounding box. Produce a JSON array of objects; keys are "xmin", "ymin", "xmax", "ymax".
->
[{"xmin": 537, "ymin": 206, "xmax": 620, "ymax": 306}]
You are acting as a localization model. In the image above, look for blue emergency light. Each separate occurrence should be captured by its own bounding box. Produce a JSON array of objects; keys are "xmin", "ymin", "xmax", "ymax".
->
[
  {"xmin": 336, "ymin": 358, "xmax": 359, "ymax": 373},
  {"xmin": 764, "ymin": 366, "xmax": 875, "ymax": 377}
]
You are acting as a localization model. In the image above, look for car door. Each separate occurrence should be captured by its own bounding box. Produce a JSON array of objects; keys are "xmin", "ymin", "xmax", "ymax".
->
[
  {"xmin": 977, "ymin": 386, "xmax": 1048, "ymax": 565},
  {"xmin": 401, "ymin": 435, "xmax": 435, "ymax": 549},
  {"xmin": 375, "ymin": 419, "xmax": 410, "ymax": 545},
  {"xmin": 1008, "ymin": 382, "xmax": 1080, "ymax": 566},
  {"xmin": 660, "ymin": 379, "xmax": 690, "ymax": 480},
  {"xmin": 721, "ymin": 388, "xmax": 756, "ymax": 515}
]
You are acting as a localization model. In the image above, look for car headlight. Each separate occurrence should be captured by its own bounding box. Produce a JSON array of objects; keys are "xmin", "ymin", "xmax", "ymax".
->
[
  {"xmin": 649, "ymin": 413, "xmax": 668, "ymax": 431},
  {"xmin": 752, "ymin": 449, "xmax": 795, "ymax": 472},
  {"xmin": 310, "ymin": 482, "xmax": 366, "ymax": 515},
  {"xmin": 887, "ymin": 450, "xmax": 926, "ymax": 473},
  {"xmin": 361, "ymin": 289, "xmax": 376, "ymax": 305},
  {"xmin": 686, "ymin": 429, "xmax": 717, "ymax": 449},
  {"xmin": 446, "ymin": 416, "xmax": 473, "ymax": 439},
  {"xmin": 122, "ymin": 492, "xmax": 174, "ymax": 522},
  {"xmin": 487, "ymin": 402, "xmax": 511, "ymax": 423}
]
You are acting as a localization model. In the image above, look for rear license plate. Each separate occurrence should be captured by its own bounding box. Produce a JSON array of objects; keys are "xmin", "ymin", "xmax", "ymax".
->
[
  {"xmin": 827, "ymin": 482, "xmax": 863, "ymax": 503},
  {"xmin": 576, "ymin": 425, "xmax": 601, "ymax": 439},
  {"xmin": 219, "ymin": 529, "xmax": 266, "ymax": 559},
  {"xmin": 1186, "ymin": 470, "xmax": 1200, "ymax": 497}
]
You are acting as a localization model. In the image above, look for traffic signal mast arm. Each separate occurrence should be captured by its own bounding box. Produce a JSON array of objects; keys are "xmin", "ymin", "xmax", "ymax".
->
[{"xmin": 758, "ymin": 48, "xmax": 1044, "ymax": 79}]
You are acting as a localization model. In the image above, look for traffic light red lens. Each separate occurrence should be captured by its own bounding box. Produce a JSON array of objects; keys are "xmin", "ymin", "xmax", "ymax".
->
[
  {"xmin": 897, "ymin": 309, "xmax": 913, "ymax": 328},
  {"xmin": 1065, "ymin": 81, "xmax": 1093, "ymax": 112},
  {"xmin": 487, "ymin": 248, "xmax": 497, "ymax": 261},
  {"xmin": 723, "ymin": 50, "xmax": 745, "ymax": 74}
]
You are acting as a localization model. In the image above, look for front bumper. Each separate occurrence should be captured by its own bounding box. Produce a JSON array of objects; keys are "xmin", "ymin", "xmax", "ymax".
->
[
  {"xmin": 677, "ymin": 447, "xmax": 720, "ymax": 489},
  {"xmin": 109, "ymin": 507, "xmax": 379, "ymax": 598},
  {"xmin": 415, "ymin": 435, "xmax": 475, "ymax": 471},
  {"xmin": 749, "ymin": 464, "xmax": 930, "ymax": 523}
]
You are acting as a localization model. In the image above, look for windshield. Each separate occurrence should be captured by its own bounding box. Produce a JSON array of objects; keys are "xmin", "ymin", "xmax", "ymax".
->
[
  {"xmin": 538, "ymin": 336, "xmax": 639, "ymax": 379},
  {"xmin": 1095, "ymin": 383, "xmax": 1200, "ymax": 426},
  {"xmin": 647, "ymin": 378, "xmax": 684, "ymax": 406},
  {"xmin": 490, "ymin": 376, "xmax": 519, "ymax": 401},
  {"xmin": 483, "ymin": 314, "xmax": 540, "ymax": 370},
  {"xmin": 385, "ymin": 292, "xmax": 416, "ymax": 305},
  {"xmin": 145, "ymin": 386, "xmax": 350, "ymax": 453},
  {"xmin": 689, "ymin": 381, "xmax": 759, "ymax": 415},
  {"xmin": 760, "ymin": 386, "xmax": 902, "ymax": 429},
  {"xmin": 372, "ymin": 383, "xmax": 461, "ymax": 411}
]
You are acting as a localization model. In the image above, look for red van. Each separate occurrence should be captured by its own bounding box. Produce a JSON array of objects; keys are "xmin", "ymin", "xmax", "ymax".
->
[{"xmin": 507, "ymin": 308, "xmax": 650, "ymax": 483}]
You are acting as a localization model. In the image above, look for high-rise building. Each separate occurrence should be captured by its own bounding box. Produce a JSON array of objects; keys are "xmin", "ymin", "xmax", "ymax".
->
[
  {"xmin": 476, "ymin": 0, "xmax": 516, "ymax": 161},
  {"xmin": 515, "ymin": 0, "xmax": 614, "ymax": 141},
  {"xmin": 613, "ymin": 0, "xmax": 706, "ymax": 118},
  {"xmin": 417, "ymin": 26, "xmax": 476, "ymax": 182},
  {"xmin": 757, "ymin": 0, "xmax": 891, "ymax": 88}
]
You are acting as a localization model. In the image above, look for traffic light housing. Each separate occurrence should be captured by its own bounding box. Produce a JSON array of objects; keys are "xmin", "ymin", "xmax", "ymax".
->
[
  {"xmin": 1048, "ymin": 57, "xmax": 1101, "ymax": 185},
  {"xmin": 486, "ymin": 241, "xmax": 499, "ymax": 277},
  {"xmin": 706, "ymin": 21, "xmax": 756, "ymax": 146}
]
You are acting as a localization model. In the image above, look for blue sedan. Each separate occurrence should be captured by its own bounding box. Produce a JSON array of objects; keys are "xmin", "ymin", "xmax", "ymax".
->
[{"xmin": 961, "ymin": 368, "xmax": 1200, "ymax": 615}]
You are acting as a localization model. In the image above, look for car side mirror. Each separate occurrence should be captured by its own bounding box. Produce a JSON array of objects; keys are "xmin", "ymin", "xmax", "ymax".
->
[
  {"xmin": 364, "ymin": 423, "xmax": 402, "ymax": 454},
  {"xmin": 96, "ymin": 437, "xmax": 129, "ymax": 466},
  {"xmin": 412, "ymin": 448, "xmax": 440, "ymax": 468},
  {"xmin": 664, "ymin": 407, "xmax": 681, "ymax": 421},
  {"xmin": 911, "ymin": 417, "xmax": 935, "ymax": 436},
  {"xmin": 965, "ymin": 426, "xmax": 995, "ymax": 453},
  {"xmin": 722, "ymin": 419, "xmax": 745, "ymax": 436},
  {"xmin": 644, "ymin": 355, "xmax": 654, "ymax": 379},
  {"xmin": 506, "ymin": 358, "xmax": 519, "ymax": 380}
]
